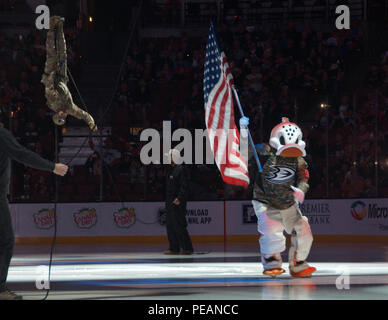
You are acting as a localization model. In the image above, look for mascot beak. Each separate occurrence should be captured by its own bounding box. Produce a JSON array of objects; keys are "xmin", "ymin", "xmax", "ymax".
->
[{"xmin": 276, "ymin": 144, "xmax": 306, "ymax": 157}]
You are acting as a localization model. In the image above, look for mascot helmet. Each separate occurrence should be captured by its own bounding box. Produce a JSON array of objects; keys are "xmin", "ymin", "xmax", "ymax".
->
[{"xmin": 269, "ymin": 117, "xmax": 306, "ymax": 157}]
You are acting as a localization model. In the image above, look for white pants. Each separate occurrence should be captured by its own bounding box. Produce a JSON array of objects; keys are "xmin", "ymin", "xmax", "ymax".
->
[{"xmin": 252, "ymin": 200, "xmax": 313, "ymax": 268}]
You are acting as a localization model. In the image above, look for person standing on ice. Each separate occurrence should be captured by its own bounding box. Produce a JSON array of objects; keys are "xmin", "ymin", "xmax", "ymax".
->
[
  {"xmin": 163, "ymin": 149, "xmax": 194, "ymax": 255},
  {"xmin": 0, "ymin": 124, "xmax": 68, "ymax": 299},
  {"xmin": 240, "ymin": 116, "xmax": 316, "ymax": 278}
]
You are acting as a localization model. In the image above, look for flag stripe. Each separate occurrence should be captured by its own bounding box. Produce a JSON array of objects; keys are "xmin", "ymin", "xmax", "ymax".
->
[{"xmin": 203, "ymin": 23, "xmax": 249, "ymax": 188}]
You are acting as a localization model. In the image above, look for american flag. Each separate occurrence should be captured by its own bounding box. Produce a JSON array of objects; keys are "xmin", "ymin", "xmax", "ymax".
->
[{"xmin": 203, "ymin": 23, "xmax": 249, "ymax": 188}]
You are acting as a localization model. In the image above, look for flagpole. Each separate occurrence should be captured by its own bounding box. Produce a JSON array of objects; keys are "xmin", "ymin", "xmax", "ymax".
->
[{"xmin": 232, "ymin": 86, "xmax": 263, "ymax": 172}]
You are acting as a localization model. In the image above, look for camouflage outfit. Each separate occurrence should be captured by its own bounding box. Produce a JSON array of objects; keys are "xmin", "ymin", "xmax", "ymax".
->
[{"xmin": 41, "ymin": 16, "xmax": 97, "ymax": 131}]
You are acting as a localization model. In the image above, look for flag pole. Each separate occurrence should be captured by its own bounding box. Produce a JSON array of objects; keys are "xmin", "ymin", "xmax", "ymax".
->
[{"xmin": 232, "ymin": 86, "xmax": 263, "ymax": 172}]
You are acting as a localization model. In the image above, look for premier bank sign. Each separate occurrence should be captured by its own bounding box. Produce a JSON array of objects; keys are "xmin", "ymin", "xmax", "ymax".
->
[
  {"xmin": 300, "ymin": 203, "xmax": 330, "ymax": 214},
  {"xmin": 300, "ymin": 202, "xmax": 331, "ymax": 225}
]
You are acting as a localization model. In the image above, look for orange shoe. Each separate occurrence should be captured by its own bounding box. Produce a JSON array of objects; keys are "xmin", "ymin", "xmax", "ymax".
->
[
  {"xmin": 289, "ymin": 266, "xmax": 316, "ymax": 278},
  {"xmin": 288, "ymin": 243, "xmax": 316, "ymax": 278},
  {"xmin": 263, "ymin": 268, "xmax": 286, "ymax": 277}
]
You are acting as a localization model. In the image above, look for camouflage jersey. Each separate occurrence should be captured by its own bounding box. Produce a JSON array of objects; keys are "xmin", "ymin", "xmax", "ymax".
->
[{"xmin": 249, "ymin": 144, "xmax": 309, "ymax": 210}]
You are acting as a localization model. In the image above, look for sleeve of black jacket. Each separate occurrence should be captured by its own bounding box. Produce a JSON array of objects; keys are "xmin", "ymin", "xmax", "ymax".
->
[
  {"xmin": 0, "ymin": 128, "xmax": 55, "ymax": 172},
  {"xmin": 177, "ymin": 165, "xmax": 189, "ymax": 203}
]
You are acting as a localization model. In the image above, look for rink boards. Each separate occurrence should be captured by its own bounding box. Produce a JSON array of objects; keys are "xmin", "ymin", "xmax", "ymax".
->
[{"xmin": 9, "ymin": 199, "xmax": 388, "ymax": 240}]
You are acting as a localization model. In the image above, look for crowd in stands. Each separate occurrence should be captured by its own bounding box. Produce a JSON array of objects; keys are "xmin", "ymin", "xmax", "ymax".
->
[
  {"xmin": 1, "ymin": 12, "xmax": 387, "ymax": 201},
  {"xmin": 109, "ymin": 18, "xmax": 387, "ymax": 201}
]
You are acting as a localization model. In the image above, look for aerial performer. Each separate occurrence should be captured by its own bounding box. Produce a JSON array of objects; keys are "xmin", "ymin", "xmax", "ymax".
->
[
  {"xmin": 240, "ymin": 116, "xmax": 316, "ymax": 278},
  {"xmin": 41, "ymin": 16, "xmax": 97, "ymax": 131}
]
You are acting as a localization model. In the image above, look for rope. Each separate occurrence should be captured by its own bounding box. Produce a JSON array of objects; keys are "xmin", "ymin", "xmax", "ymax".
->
[
  {"xmin": 41, "ymin": 124, "xmax": 59, "ymax": 300},
  {"xmin": 63, "ymin": 67, "xmax": 91, "ymax": 166},
  {"xmin": 40, "ymin": 23, "xmax": 62, "ymax": 301}
]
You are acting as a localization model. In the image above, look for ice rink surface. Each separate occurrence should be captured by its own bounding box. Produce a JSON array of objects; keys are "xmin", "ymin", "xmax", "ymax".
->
[{"xmin": 7, "ymin": 242, "xmax": 388, "ymax": 300}]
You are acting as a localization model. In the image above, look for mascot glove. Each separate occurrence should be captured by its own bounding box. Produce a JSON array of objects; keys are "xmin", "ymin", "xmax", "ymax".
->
[
  {"xmin": 239, "ymin": 116, "xmax": 249, "ymax": 138},
  {"xmin": 291, "ymin": 186, "xmax": 305, "ymax": 204}
]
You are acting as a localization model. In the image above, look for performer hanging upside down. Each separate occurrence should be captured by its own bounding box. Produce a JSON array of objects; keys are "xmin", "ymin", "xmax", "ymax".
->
[
  {"xmin": 41, "ymin": 16, "xmax": 97, "ymax": 131},
  {"xmin": 240, "ymin": 116, "xmax": 316, "ymax": 278}
]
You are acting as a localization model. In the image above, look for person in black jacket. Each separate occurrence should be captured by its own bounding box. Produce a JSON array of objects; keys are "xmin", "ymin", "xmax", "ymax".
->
[
  {"xmin": 0, "ymin": 126, "xmax": 68, "ymax": 300},
  {"xmin": 164, "ymin": 149, "xmax": 193, "ymax": 255}
]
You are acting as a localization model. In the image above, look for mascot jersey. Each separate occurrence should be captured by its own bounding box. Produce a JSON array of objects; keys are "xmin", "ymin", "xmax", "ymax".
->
[{"xmin": 250, "ymin": 118, "xmax": 310, "ymax": 210}]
